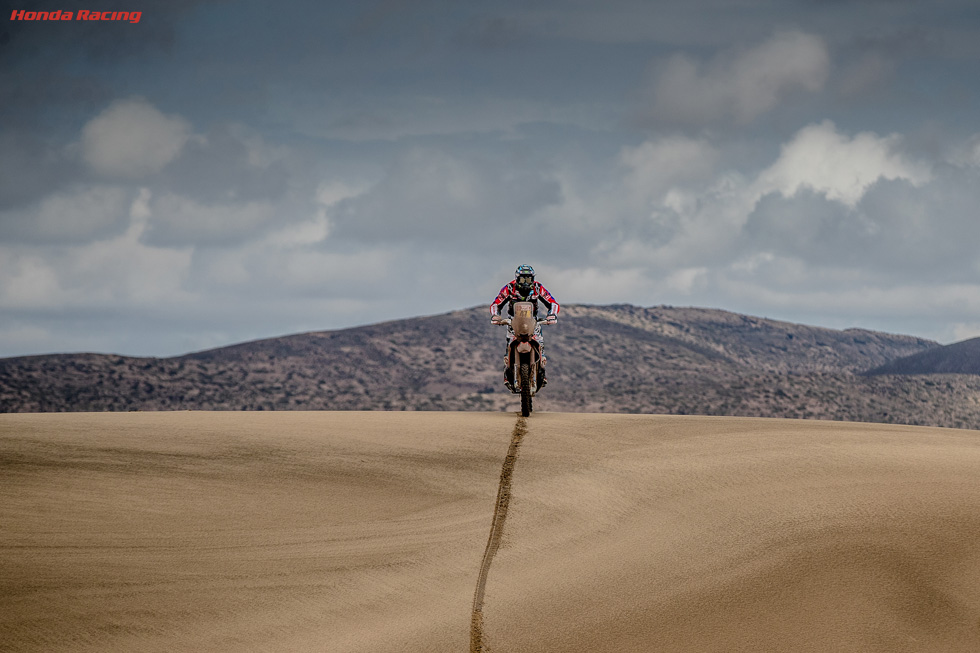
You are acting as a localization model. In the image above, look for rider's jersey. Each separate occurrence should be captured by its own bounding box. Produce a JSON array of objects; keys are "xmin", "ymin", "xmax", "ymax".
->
[{"xmin": 490, "ymin": 280, "xmax": 560, "ymax": 318}]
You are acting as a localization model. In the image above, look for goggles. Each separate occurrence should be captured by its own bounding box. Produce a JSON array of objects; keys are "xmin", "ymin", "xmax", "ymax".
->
[{"xmin": 517, "ymin": 275, "xmax": 534, "ymax": 286}]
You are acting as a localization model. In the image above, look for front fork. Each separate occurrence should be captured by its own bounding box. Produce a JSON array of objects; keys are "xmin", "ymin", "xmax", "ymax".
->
[{"xmin": 507, "ymin": 344, "xmax": 542, "ymax": 395}]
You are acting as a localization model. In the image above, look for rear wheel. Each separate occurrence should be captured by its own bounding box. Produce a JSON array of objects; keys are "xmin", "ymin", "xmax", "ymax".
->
[{"xmin": 520, "ymin": 362, "xmax": 532, "ymax": 417}]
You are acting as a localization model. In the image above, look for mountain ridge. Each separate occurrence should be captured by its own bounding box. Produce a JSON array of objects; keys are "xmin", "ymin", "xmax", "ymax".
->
[
  {"xmin": 866, "ymin": 337, "xmax": 980, "ymax": 376},
  {"xmin": 4, "ymin": 303, "xmax": 980, "ymax": 429}
]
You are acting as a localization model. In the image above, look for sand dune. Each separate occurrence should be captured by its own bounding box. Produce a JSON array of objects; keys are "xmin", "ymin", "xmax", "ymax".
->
[{"xmin": 3, "ymin": 411, "xmax": 980, "ymax": 652}]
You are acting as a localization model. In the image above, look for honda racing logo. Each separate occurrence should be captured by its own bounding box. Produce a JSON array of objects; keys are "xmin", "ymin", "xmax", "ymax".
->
[{"xmin": 10, "ymin": 10, "xmax": 142, "ymax": 23}]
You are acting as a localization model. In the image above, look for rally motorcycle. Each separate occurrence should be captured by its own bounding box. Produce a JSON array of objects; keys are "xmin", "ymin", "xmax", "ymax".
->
[{"xmin": 493, "ymin": 301, "xmax": 552, "ymax": 417}]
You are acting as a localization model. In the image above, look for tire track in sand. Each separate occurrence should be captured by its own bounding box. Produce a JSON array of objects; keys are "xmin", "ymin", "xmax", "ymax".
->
[{"xmin": 470, "ymin": 416, "xmax": 527, "ymax": 653}]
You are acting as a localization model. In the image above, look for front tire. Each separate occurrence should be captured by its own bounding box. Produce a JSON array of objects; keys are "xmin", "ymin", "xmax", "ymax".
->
[{"xmin": 520, "ymin": 362, "xmax": 532, "ymax": 417}]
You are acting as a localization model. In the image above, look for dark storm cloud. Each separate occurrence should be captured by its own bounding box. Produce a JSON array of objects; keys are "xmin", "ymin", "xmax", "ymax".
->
[
  {"xmin": 329, "ymin": 148, "xmax": 562, "ymax": 244},
  {"xmin": 136, "ymin": 124, "xmax": 307, "ymax": 248},
  {"xmin": 0, "ymin": 0, "xmax": 231, "ymax": 130},
  {"xmin": 139, "ymin": 192, "xmax": 284, "ymax": 247},
  {"xmin": 0, "ymin": 71, "xmax": 112, "ymax": 131},
  {"xmin": 0, "ymin": 131, "xmax": 82, "ymax": 209},
  {"xmin": 858, "ymin": 169, "xmax": 980, "ymax": 276},
  {"xmin": 452, "ymin": 15, "xmax": 527, "ymax": 50},
  {"xmin": 741, "ymin": 163, "xmax": 980, "ymax": 280},
  {"xmin": 156, "ymin": 125, "xmax": 290, "ymax": 203},
  {"xmin": 636, "ymin": 30, "xmax": 830, "ymax": 127},
  {"xmin": 743, "ymin": 189, "xmax": 870, "ymax": 266},
  {"xmin": 0, "ymin": 90, "xmax": 306, "ymax": 248},
  {"xmin": 0, "ymin": 184, "xmax": 132, "ymax": 244},
  {"xmin": 0, "ymin": 0, "xmax": 228, "ymax": 60},
  {"xmin": 5, "ymin": 0, "xmax": 980, "ymax": 357},
  {"xmin": 349, "ymin": 0, "xmax": 452, "ymax": 37}
]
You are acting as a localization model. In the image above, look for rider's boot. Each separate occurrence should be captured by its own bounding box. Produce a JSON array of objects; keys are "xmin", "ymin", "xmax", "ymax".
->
[
  {"xmin": 539, "ymin": 355, "xmax": 548, "ymax": 387},
  {"xmin": 503, "ymin": 355, "xmax": 515, "ymax": 392}
]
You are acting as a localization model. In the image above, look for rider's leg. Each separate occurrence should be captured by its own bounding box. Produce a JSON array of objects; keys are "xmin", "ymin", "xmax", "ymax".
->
[
  {"xmin": 503, "ymin": 330, "xmax": 515, "ymax": 391},
  {"xmin": 535, "ymin": 325, "xmax": 547, "ymax": 386}
]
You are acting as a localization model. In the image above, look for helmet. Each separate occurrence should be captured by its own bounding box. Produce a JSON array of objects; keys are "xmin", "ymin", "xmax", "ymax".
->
[{"xmin": 515, "ymin": 264, "xmax": 535, "ymax": 297}]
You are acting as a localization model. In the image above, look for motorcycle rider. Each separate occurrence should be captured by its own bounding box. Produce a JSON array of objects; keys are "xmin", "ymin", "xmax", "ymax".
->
[{"xmin": 490, "ymin": 264, "xmax": 559, "ymax": 391}]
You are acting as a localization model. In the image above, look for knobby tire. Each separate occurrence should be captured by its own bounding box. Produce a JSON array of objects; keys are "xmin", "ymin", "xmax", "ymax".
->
[{"xmin": 520, "ymin": 362, "xmax": 531, "ymax": 417}]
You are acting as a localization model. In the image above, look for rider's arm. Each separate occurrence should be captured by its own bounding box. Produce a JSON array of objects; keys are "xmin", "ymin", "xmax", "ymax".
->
[
  {"xmin": 536, "ymin": 283, "xmax": 560, "ymax": 317},
  {"xmin": 490, "ymin": 283, "xmax": 512, "ymax": 319}
]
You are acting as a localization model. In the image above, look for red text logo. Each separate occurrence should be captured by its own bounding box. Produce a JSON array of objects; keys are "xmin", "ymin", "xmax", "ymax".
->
[{"xmin": 10, "ymin": 10, "xmax": 142, "ymax": 23}]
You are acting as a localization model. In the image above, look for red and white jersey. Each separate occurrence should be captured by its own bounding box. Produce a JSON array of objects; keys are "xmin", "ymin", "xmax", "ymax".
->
[{"xmin": 490, "ymin": 280, "xmax": 560, "ymax": 318}]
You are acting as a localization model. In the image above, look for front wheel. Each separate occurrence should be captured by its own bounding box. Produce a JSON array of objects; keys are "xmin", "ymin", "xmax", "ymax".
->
[{"xmin": 520, "ymin": 362, "xmax": 532, "ymax": 417}]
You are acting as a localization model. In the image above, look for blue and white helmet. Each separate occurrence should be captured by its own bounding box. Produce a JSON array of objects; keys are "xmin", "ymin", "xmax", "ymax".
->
[{"xmin": 515, "ymin": 264, "xmax": 535, "ymax": 297}]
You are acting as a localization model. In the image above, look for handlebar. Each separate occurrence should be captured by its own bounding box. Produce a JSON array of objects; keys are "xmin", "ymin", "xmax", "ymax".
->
[{"xmin": 492, "ymin": 317, "xmax": 554, "ymax": 326}]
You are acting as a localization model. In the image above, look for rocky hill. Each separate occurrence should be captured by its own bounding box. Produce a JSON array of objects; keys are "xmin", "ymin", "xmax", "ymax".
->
[
  {"xmin": 4, "ymin": 303, "xmax": 980, "ymax": 429},
  {"xmin": 866, "ymin": 337, "xmax": 980, "ymax": 376}
]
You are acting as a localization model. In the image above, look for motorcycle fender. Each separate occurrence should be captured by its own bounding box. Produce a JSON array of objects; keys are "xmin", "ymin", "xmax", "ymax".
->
[{"xmin": 516, "ymin": 342, "xmax": 532, "ymax": 353}]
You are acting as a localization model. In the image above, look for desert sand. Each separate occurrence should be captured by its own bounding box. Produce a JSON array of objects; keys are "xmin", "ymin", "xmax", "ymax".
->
[{"xmin": 3, "ymin": 410, "xmax": 980, "ymax": 652}]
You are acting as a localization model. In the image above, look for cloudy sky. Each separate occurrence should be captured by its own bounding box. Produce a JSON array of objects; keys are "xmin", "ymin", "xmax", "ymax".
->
[{"xmin": 3, "ymin": 0, "xmax": 980, "ymax": 357}]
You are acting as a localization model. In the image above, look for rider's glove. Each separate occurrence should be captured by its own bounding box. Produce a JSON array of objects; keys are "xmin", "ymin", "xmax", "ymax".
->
[{"xmin": 546, "ymin": 313, "xmax": 557, "ymax": 325}]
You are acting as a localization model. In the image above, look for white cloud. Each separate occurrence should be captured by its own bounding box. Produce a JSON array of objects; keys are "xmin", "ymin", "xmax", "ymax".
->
[
  {"xmin": 524, "ymin": 119, "xmax": 980, "ymax": 344},
  {"xmin": 225, "ymin": 123, "xmax": 290, "ymax": 169},
  {"xmin": 753, "ymin": 120, "xmax": 932, "ymax": 206},
  {"xmin": 946, "ymin": 133, "xmax": 980, "ymax": 168},
  {"xmin": 142, "ymin": 192, "xmax": 278, "ymax": 246},
  {"xmin": 619, "ymin": 136, "xmax": 719, "ymax": 206},
  {"xmin": 81, "ymin": 98, "xmax": 192, "ymax": 178},
  {"xmin": 0, "ymin": 211, "xmax": 194, "ymax": 312},
  {"xmin": 316, "ymin": 180, "xmax": 370, "ymax": 207},
  {"xmin": 0, "ymin": 255, "xmax": 62, "ymax": 309},
  {"xmin": 188, "ymin": 236, "xmax": 395, "ymax": 298},
  {"xmin": 586, "ymin": 168, "xmax": 753, "ymax": 272},
  {"xmin": 266, "ymin": 214, "xmax": 330, "ymax": 248},
  {"xmin": 0, "ymin": 185, "xmax": 129, "ymax": 243},
  {"xmin": 330, "ymin": 148, "xmax": 561, "ymax": 243},
  {"xmin": 10, "ymin": 3, "xmax": 980, "ymax": 361},
  {"xmin": 662, "ymin": 266, "xmax": 710, "ymax": 295},
  {"xmin": 645, "ymin": 30, "xmax": 829, "ymax": 125},
  {"xmin": 130, "ymin": 187, "xmax": 152, "ymax": 221},
  {"xmin": 269, "ymin": 247, "xmax": 394, "ymax": 294},
  {"xmin": 7, "ymin": 114, "xmax": 980, "ymax": 357},
  {"xmin": 546, "ymin": 266, "xmax": 652, "ymax": 305}
]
